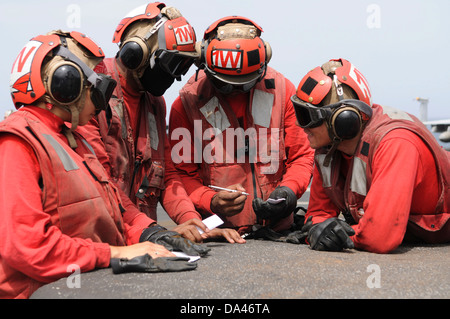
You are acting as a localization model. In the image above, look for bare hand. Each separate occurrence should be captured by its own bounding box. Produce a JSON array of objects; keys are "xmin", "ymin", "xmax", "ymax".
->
[
  {"xmin": 172, "ymin": 219, "xmax": 208, "ymax": 243},
  {"xmin": 202, "ymin": 228, "xmax": 246, "ymax": 244},
  {"xmin": 210, "ymin": 184, "xmax": 247, "ymax": 217}
]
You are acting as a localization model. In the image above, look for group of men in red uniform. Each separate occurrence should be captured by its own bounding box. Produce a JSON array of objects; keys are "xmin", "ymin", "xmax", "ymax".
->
[{"xmin": 0, "ymin": 2, "xmax": 448, "ymax": 298}]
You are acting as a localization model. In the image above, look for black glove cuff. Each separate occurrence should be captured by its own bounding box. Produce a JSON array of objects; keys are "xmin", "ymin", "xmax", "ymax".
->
[{"xmin": 139, "ymin": 224, "xmax": 168, "ymax": 243}]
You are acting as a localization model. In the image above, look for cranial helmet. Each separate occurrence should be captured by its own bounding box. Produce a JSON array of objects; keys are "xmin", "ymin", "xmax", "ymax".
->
[
  {"xmin": 197, "ymin": 16, "xmax": 272, "ymax": 94},
  {"xmin": 113, "ymin": 2, "xmax": 198, "ymax": 95},
  {"xmin": 291, "ymin": 59, "xmax": 373, "ymax": 166},
  {"xmin": 295, "ymin": 58, "xmax": 372, "ymax": 107},
  {"xmin": 10, "ymin": 30, "xmax": 116, "ymax": 131}
]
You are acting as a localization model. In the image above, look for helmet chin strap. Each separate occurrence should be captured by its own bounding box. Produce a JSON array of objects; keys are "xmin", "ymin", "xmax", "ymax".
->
[
  {"xmin": 322, "ymin": 75, "xmax": 346, "ymax": 167},
  {"xmin": 57, "ymin": 102, "xmax": 80, "ymax": 149},
  {"xmin": 45, "ymin": 89, "xmax": 87, "ymax": 149},
  {"xmin": 323, "ymin": 137, "xmax": 341, "ymax": 167},
  {"xmin": 62, "ymin": 125, "xmax": 78, "ymax": 149}
]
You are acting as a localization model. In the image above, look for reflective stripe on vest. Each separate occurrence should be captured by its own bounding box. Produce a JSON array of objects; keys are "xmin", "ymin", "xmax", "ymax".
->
[{"xmin": 42, "ymin": 134, "xmax": 79, "ymax": 171}]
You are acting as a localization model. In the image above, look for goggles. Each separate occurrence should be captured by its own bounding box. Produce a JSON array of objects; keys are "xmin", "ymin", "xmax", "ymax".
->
[
  {"xmin": 150, "ymin": 49, "xmax": 195, "ymax": 80},
  {"xmin": 206, "ymin": 67, "xmax": 265, "ymax": 94},
  {"xmin": 291, "ymin": 95, "xmax": 372, "ymax": 129},
  {"xmin": 90, "ymin": 74, "xmax": 117, "ymax": 114}
]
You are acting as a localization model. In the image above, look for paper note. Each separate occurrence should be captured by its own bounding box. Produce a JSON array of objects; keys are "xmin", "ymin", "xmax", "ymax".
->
[
  {"xmin": 196, "ymin": 214, "xmax": 224, "ymax": 234},
  {"xmin": 173, "ymin": 251, "xmax": 201, "ymax": 263}
]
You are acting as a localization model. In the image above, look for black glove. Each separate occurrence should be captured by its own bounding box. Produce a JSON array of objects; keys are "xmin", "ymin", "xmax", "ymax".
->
[
  {"xmin": 252, "ymin": 186, "xmax": 297, "ymax": 221},
  {"xmin": 307, "ymin": 218, "xmax": 355, "ymax": 252},
  {"xmin": 247, "ymin": 212, "xmax": 309, "ymax": 244},
  {"xmin": 140, "ymin": 225, "xmax": 210, "ymax": 257},
  {"xmin": 111, "ymin": 254, "xmax": 197, "ymax": 274}
]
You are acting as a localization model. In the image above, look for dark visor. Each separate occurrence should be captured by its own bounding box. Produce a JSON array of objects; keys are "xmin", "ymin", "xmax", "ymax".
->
[
  {"xmin": 90, "ymin": 74, "xmax": 116, "ymax": 114},
  {"xmin": 291, "ymin": 96, "xmax": 373, "ymax": 129},
  {"xmin": 151, "ymin": 49, "xmax": 195, "ymax": 79},
  {"xmin": 291, "ymin": 95, "xmax": 331, "ymax": 128}
]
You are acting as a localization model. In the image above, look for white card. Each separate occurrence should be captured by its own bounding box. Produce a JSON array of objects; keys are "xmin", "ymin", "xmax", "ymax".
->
[
  {"xmin": 173, "ymin": 251, "xmax": 201, "ymax": 263},
  {"xmin": 196, "ymin": 214, "xmax": 224, "ymax": 234}
]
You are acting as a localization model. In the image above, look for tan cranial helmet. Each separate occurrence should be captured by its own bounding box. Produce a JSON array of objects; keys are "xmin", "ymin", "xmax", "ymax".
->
[
  {"xmin": 10, "ymin": 30, "xmax": 114, "ymax": 131},
  {"xmin": 113, "ymin": 2, "xmax": 198, "ymax": 79},
  {"xmin": 291, "ymin": 59, "xmax": 374, "ymax": 166},
  {"xmin": 294, "ymin": 58, "xmax": 372, "ymax": 107},
  {"xmin": 198, "ymin": 16, "xmax": 272, "ymax": 94}
]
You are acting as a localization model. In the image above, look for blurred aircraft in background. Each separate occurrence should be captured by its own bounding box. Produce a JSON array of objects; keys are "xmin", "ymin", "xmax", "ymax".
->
[
  {"xmin": 416, "ymin": 97, "xmax": 450, "ymax": 149},
  {"xmin": 425, "ymin": 118, "xmax": 450, "ymax": 143}
]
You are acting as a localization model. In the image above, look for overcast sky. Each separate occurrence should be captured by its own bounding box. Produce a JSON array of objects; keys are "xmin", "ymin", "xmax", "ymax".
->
[{"xmin": 1, "ymin": 0, "xmax": 449, "ymax": 122}]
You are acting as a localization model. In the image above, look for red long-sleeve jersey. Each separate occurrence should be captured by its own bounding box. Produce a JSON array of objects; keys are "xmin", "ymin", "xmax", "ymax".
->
[
  {"xmin": 0, "ymin": 107, "xmax": 153, "ymax": 298},
  {"xmin": 169, "ymin": 77, "xmax": 314, "ymax": 215}
]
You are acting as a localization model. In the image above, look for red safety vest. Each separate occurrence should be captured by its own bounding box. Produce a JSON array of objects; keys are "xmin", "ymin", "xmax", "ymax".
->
[
  {"xmin": 0, "ymin": 110, "xmax": 128, "ymax": 245},
  {"xmin": 179, "ymin": 68, "xmax": 293, "ymax": 231},
  {"xmin": 95, "ymin": 58, "xmax": 167, "ymax": 220},
  {"xmin": 315, "ymin": 104, "xmax": 450, "ymax": 242}
]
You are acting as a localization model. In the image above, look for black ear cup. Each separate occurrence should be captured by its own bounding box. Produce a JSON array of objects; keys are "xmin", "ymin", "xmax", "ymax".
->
[
  {"xmin": 330, "ymin": 107, "xmax": 362, "ymax": 140},
  {"xmin": 119, "ymin": 41, "xmax": 144, "ymax": 70},
  {"xmin": 118, "ymin": 37, "xmax": 149, "ymax": 71},
  {"xmin": 48, "ymin": 63, "xmax": 83, "ymax": 104}
]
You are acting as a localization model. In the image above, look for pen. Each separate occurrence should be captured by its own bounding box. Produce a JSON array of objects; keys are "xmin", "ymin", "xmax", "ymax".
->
[{"xmin": 208, "ymin": 185, "xmax": 250, "ymax": 196}]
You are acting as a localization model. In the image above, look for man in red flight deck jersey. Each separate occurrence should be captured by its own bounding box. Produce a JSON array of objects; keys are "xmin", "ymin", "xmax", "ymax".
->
[
  {"xmin": 290, "ymin": 58, "xmax": 450, "ymax": 253},
  {"xmin": 78, "ymin": 3, "xmax": 244, "ymax": 244},
  {"xmin": 1, "ymin": 30, "xmax": 209, "ymax": 299},
  {"xmin": 169, "ymin": 16, "xmax": 315, "ymax": 236}
]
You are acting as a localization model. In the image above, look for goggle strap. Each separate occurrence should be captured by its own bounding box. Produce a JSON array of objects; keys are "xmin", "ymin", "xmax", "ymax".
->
[
  {"xmin": 144, "ymin": 15, "xmax": 168, "ymax": 41},
  {"xmin": 53, "ymin": 46, "xmax": 100, "ymax": 88},
  {"xmin": 333, "ymin": 75, "xmax": 345, "ymax": 101}
]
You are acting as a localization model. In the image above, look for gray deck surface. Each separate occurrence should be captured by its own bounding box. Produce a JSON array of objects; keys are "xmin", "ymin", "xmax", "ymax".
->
[
  {"xmin": 31, "ymin": 239, "xmax": 449, "ymax": 299},
  {"xmin": 31, "ymin": 194, "xmax": 450, "ymax": 302}
]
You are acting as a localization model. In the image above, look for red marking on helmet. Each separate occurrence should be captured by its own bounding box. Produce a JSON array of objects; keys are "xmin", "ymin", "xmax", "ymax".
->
[
  {"xmin": 212, "ymin": 49, "xmax": 242, "ymax": 69},
  {"xmin": 13, "ymin": 73, "xmax": 31, "ymax": 93},
  {"xmin": 15, "ymin": 46, "xmax": 37, "ymax": 73},
  {"xmin": 175, "ymin": 25, "xmax": 194, "ymax": 45}
]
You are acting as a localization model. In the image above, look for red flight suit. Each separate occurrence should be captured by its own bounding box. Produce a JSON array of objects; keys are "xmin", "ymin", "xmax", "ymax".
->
[
  {"xmin": 79, "ymin": 58, "xmax": 201, "ymax": 224},
  {"xmin": 308, "ymin": 104, "xmax": 450, "ymax": 253},
  {"xmin": 169, "ymin": 68, "xmax": 315, "ymax": 233},
  {"xmin": 0, "ymin": 106, "xmax": 152, "ymax": 298}
]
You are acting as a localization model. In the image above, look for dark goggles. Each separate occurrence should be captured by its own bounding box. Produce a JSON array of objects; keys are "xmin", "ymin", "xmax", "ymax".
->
[
  {"xmin": 291, "ymin": 95, "xmax": 332, "ymax": 128},
  {"xmin": 150, "ymin": 49, "xmax": 195, "ymax": 79},
  {"xmin": 206, "ymin": 68, "xmax": 265, "ymax": 94},
  {"xmin": 291, "ymin": 96, "xmax": 372, "ymax": 129},
  {"xmin": 209, "ymin": 76, "xmax": 259, "ymax": 94},
  {"xmin": 90, "ymin": 74, "xmax": 117, "ymax": 114}
]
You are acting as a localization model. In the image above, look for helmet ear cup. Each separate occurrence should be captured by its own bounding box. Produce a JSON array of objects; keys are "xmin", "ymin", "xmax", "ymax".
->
[
  {"xmin": 330, "ymin": 107, "xmax": 362, "ymax": 140},
  {"xmin": 196, "ymin": 39, "xmax": 207, "ymax": 68},
  {"xmin": 45, "ymin": 60, "xmax": 84, "ymax": 105},
  {"xmin": 263, "ymin": 40, "xmax": 272, "ymax": 64},
  {"xmin": 118, "ymin": 37, "xmax": 149, "ymax": 70}
]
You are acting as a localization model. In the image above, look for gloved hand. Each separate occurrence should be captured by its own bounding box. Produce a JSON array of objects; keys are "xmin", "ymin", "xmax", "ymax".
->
[
  {"xmin": 140, "ymin": 225, "xmax": 210, "ymax": 257},
  {"xmin": 252, "ymin": 186, "xmax": 297, "ymax": 221},
  {"xmin": 111, "ymin": 254, "xmax": 197, "ymax": 274},
  {"xmin": 307, "ymin": 217, "xmax": 355, "ymax": 251}
]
